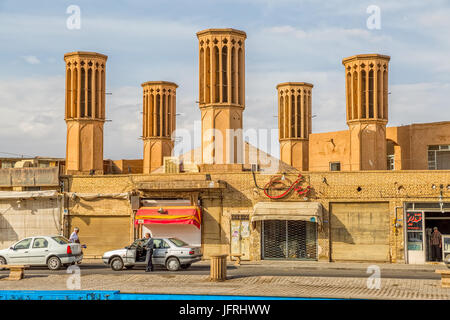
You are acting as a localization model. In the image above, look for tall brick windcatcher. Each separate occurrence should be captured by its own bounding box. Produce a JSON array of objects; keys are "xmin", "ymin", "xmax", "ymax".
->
[{"xmin": 64, "ymin": 51, "xmax": 108, "ymax": 175}]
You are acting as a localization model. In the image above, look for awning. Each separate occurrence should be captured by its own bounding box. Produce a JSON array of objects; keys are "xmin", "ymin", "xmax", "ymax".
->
[
  {"xmin": 0, "ymin": 190, "xmax": 59, "ymax": 200},
  {"xmin": 251, "ymin": 202, "xmax": 322, "ymax": 223},
  {"xmin": 135, "ymin": 206, "xmax": 202, "ymax": 229},
  {"xmin": 66, "ymin": 192, "xmax": 129, "ymax": 200}
]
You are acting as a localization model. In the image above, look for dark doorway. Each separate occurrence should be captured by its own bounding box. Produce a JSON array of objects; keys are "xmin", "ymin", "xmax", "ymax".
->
[{"xmin": 424, "ymin": 213, "xmax": 450, "ymax": 262}]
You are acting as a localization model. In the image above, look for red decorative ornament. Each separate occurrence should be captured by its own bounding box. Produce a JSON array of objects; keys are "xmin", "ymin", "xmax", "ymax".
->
[{"xmin": 263, "ymin": 174, "xmax": 312, "ymax": 199}]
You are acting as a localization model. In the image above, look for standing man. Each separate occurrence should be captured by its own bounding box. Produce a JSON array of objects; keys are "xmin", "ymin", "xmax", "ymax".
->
[
  {"xmin": 69, "ymin": 227, "xmax": 80, "ymax": 243},
  {"xmin": 69, "ymin": 227, "xmax": 86, "ymax": 264},
  {"xmin": 144, "ymin": 232, "xmax": 154, "ymax": 272},
  {"xmin": 431, "ymin": 227, "xmax": 443, "ymax": 262}
]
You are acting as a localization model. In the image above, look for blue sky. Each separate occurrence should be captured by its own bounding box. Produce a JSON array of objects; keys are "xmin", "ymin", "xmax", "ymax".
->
[{"xmin": 0, "ymin": 0, "xmax": 449, "ymax": 159}]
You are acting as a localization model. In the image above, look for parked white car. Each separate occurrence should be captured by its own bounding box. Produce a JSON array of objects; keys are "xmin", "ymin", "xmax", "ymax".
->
[
  {"xmin": 0, "ymin": 235, "xmax": 83, "ymax": 270},
  {"xmin": 102, "ymin": 237, "xmax": 202, "ymax": 271}
]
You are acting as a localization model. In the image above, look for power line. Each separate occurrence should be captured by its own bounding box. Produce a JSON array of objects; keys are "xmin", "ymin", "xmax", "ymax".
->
[{"xmin": 0, "ymin": 151, "xmax": 35, "ymax": 158}]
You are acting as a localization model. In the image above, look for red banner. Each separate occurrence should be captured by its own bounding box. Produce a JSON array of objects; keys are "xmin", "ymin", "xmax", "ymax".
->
[{"xmin": 135, "ymin": 206, "xmax": 201, "ymax": 229}]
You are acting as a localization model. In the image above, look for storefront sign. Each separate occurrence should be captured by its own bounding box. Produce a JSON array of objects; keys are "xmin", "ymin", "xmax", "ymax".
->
[{"xmin": 406, "ymin": 212, "xmax": 423, "ymax": 231}]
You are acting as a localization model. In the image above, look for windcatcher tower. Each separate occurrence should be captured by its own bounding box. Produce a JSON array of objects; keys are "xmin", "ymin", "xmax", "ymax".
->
[
  {"xmin": 277, "ymin": 82, "xmax": 313, "ymax": 171},
  {"xmin": 197, "ymin": 28, "xmax": 246, "ymax": 164},
  {"xmin": 342, "ymin": 54, "xmax": 390, "ymax": 170},
  {"xmin": 64, "ymin": 51, "xmax": 107, "ymax": 175},
  {"xmin": 141, "ymin": 81, "xmax": 177, "ymax": 173}
]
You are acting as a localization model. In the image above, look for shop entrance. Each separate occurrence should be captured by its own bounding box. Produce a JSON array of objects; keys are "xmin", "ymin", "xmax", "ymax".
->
[
  {"xmin": 261, "ymin": 220, "xmax": 317, "ymax": 260},
  {"xmin": 405, "ymin": 202, "xmax": 450, "ymax": 264},
  {"xmin": 424, "ymin": 213, "xmax": 450, "ymax": 262},
  {"xmin": 135, "ymin": 198, "xmax": 202, "ymax": 247}
]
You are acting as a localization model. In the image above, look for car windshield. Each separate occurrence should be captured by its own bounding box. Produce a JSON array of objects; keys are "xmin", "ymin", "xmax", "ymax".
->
[
  {"xmin": 52, "ymin": 236, "xmax": 70, "ymax": 245},
  {"xmin": 169, "ymin": 238, "xmax": 189, "ymax": 247}
]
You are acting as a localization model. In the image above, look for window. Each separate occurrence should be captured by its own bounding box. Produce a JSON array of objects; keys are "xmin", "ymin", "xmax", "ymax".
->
[
  {"xmin": 428, "ymin": 145, "xmax": 450, "ymax": 170},
  {"xmin": 1, "ymin": 161, "xmax": 14, "ymax": 168},
  {"xmin": 33, "ymin": 238, "xmax": 48, "ymax": 249},
  {"xmin": 52, "ymin": 236, "xmax": 70, "ymax": 245},
  {"xmin": 80, "ymin": 67, "xmax": 85, "ymax": 117},
  {"xmin": 222, "ymin": 46, "xmax": 228, "ymax": 103},
  {"xmin": 14, "ymin": 238, "xmax": 32, "ymax": 250},
  {"xmin": 162, "ymin": 240, "xmax": 171, "ymax": 249},
  {"xmin": 152, "ymin": 239, "xmax": 164, "ymax": 249},
  {"xmin": 361, "ymin": 70, "xmax": 366, "ymax": 118},
  {"xmin": 330, "ymin": 162, "xmax": 341, "ymax": 171},
  {"xmin": 387, "ymin": 140, "xmax": 395, "ymax": 170},
  {"xmin": 387, "ymin": 155, "xmax": 395, "ymax": 170},
  {"xmin": 169, "ymin": 238, "xmax": 189, "ymax": 247},
  {"xmin": 130, "ymin": 239, "xmax": 146, "ymax": 248},
  {"xmin": 38, "ymin": 162, "xmax": 50, "ymax": 168},
  {"xmin": 24, "ymin": 187, "xmax": 41, "ymax": 191}
]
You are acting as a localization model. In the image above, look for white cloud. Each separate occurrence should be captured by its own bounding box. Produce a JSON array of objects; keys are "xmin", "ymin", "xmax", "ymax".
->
[
  {"xmin": 389, "ymin": 82, "xmax": 450, "ymax": 126},
  {"xmin": 263, "ymin": 25, "xmax": 391, "ymax": 45},
  {"xmin": 22, "ymin": 55, "xmax": 40, "ymax": 65},
  {"xmin": 0, "ymin": 76, "xmax": 64, "ymax": 157}
]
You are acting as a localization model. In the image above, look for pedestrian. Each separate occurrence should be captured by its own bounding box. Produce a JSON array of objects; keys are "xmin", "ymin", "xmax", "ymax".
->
[
  {"xmin": 144, "ymin": 232, "xmax": 154, "ymax": 272},
  {"xmin": 69, "ymin": 227, "xmax": 86, "ymax": 264},
  {"xmin": 69, "ymin": 227, "xmax": 80, "ymax": 243},
  {"xmin": 431, "ymin": 227, "xmax": 442, "ymax": 261}
]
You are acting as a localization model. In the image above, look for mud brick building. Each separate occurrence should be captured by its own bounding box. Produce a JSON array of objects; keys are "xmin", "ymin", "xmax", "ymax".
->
[{"xmin": 2, "ymin": 28, "xmax": 450, "ymax": 265}]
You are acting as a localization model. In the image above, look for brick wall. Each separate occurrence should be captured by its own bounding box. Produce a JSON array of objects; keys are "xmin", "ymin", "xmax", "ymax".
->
[{"xmin": 67, "ymin": 170, "xmax": 450, "ymax": 262}]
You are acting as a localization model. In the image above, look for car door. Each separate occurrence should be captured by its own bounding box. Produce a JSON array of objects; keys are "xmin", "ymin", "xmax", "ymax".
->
[
  {"xmin": 29, "ymin": 237, "xmax": 50, "ymax": 265},
  {"xmin": 9, "ymin": 238, "xmax": 32, "ymax": 264},
  {"xmin": 125, "ymin": 242, "xmax": 138, "ymax": 264},
  {"xmin": 152, "ymin": 239, "xmax": 171, "ymax": 265},
  {"xmin": 151, "ymin": 239, "xmax": 166, "ymax": 265}
]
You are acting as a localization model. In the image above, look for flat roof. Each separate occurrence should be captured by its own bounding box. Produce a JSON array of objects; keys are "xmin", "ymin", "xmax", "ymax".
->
[
  {"xmin": 342, "ymin": 53, "xmax": 390, "ymax": 64},
  {"xmin": 277, "ymin": 82, "xmax": 314, "ymax": 89},
  {"xmin": 141, "ymin": 81, "xmax": 178, "ymax": 88},
  {"xmin": 64, "ymin": 51, "xmax": 108, "ymax": 60},
  {"xmin": 196, "ymin": 28, "xmax": 247, "ymax": 38}
]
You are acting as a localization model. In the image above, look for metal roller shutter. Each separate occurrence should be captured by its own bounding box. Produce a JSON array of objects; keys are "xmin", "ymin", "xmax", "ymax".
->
[
  {"xmin": 69, "ymin": 216, "xmax": 131, "ymax": 257},
  {"xmin": 330, "ymin": 202, "xmax": 390, "ymax": 262},
  {"xmin": 0, "ymin": 198, "xmax": 61, "ymax": 249},
  {"xmin": 262, "ymin": 220, "xmax": 317, "ymax": 260}
]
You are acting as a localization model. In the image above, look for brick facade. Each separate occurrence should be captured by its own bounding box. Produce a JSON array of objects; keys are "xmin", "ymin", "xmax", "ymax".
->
[{"xmin": 67, "ymin": 170, "xmax": 450, "ymax": 261}]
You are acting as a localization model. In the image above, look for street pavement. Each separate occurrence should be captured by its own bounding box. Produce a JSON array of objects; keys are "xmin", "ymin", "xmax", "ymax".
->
[
  {"xmin": 0, "ymin": 260, "xmax": 444, "ymax": 280},
  {"xmin": 1, "ymin": 260, "xmax": 449, "ymax": 299}
]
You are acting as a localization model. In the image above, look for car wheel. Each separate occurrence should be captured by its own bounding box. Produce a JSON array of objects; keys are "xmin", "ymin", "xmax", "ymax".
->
[
  {"xmin": 47, "ymin": 256, "xmax": 62, "ymax": 271},
  {"xmin": 166, "ymin": 257, "xmax": 181, "ymax": 271},
  {"xmin": 125, "ymin": 265, "xmax": 134, "ymax": 270},
  {"xmin": 110, "ymin": 257, "xmax": 124, "ymax": 271},
  {"xmin": 181, "ymin": 264, "xmax": 191, "ymax": 270},
  {"xmin": 0, "ymin": 256, "xmax": 6, "ymax": 266}
]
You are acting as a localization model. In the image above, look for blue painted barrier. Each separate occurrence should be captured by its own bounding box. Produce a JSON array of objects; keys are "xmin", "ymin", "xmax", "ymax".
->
[
  {"xmin": 0, "ymin": 290, "xmax": 333, "ymax": 300},
  {"xmin": 0, "ymin": 290, "xmax": 119, "ymax": 300}
]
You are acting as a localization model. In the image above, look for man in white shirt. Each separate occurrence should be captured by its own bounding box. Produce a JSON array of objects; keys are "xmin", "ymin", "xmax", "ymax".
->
[{"xmin": 69, "ymin": 227, "xmax": 80, "ymax": 243}]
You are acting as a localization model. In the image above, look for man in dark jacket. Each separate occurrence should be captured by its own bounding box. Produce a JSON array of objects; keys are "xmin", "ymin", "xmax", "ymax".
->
[
  {"xmin": 431, "ymin": 227, "xmax": 442, "ymax": 261},
  {"xmin": 144, "ymin": 233, "xmax": 154, "ymax": 272}
]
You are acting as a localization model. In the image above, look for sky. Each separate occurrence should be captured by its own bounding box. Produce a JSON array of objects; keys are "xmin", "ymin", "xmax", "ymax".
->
[{"xmin": 0, "ymin": 0, "xmax": 449, "ymax": 160}]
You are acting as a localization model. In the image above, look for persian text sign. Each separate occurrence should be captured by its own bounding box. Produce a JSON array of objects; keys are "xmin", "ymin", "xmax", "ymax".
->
[{"xmin": 407, "ymin": 212, "xmax": 423, "ymax": 231}]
